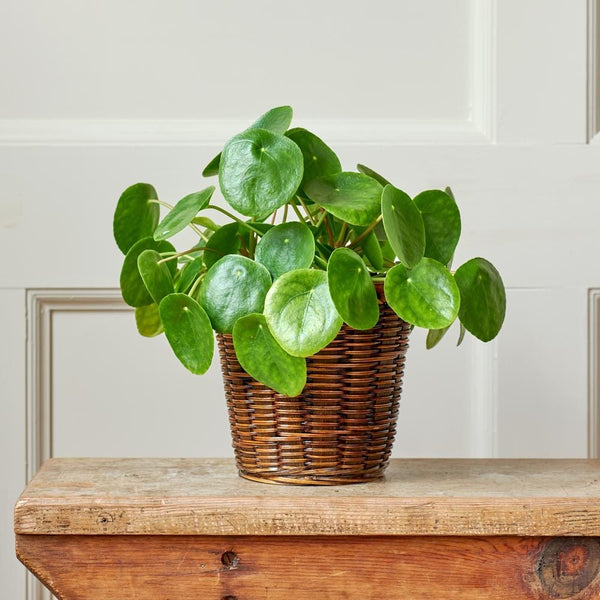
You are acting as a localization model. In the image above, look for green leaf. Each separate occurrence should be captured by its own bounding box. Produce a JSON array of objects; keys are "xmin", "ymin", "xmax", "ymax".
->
[
  {"xmin": 327, "ymin": 248, "xmax": 379, "ymax": 330},
  {"xmin": 176, "ymin": 256, "xmax": 204, "ymax": 293},
  {"xmin": 135, "ymin": 304, "xmax": 163, "ymax": 337},
  {"xmin": 153, "ymin": 186, "xmax": 215, "ymax": 241},
  {"xmin": 304, "ymin": 172, "xmax": 382, "ymax": 226},
  {"xmin": 233, "ymin": 313, "xmax": 306, "ymax": 396},
  {"xmin": 202, "ymin": 106, "xmax": 294, "ymax": 178},
  {"xmin": 454, "ymin": 257, "xmax": 506, "ymax": 342},
  {"xmin": 120, "ymin": 238, "xmax": 176, "ymax": 307},
  {"xmin": 426, "ymin": 325, "xmax": 451, "ymax": 349},
  {"xmin": 285, "ymin": 128, "xmax": 341, "ymax": 187},
  {"xmin": 250, "ymin": 105, "xmax": 294, "ymax": 134},
  {"xmin": 362, "ymin": 231, "xmax": 384, "ymax": 271},
  {"xmin": 264, "ymin": 269, "xmax": 342, "ymax": 357},
  {"xmin": 381, "ymin": 185, "xmax": 425, "ymax": 268},
  {"xmin": 203, "ymin": 222, "xmax": 241, "ymax": 270},
  {"xmin": 384, "ymin": 258, "xmax": 460, "ymax": 329},
  {"xmin": 159, "ymin": 294, "xmax": 214, "ymax": 374},
  {"xmin": 113, "ymin": 183, "xmax": 159, "ymax": 254},
  {"xmin": 198, "ymin": 255, "xmax": 272, "ymax": 333},
  {"xmin": 413, "ymin": 189, "xmax": 461, "ymax": 266},
  {"xmin": 219, "ymin": 128, "xmax": 304, "ymax": 218},
  {"xmin": 457, "ymin": 322, "xmax": 466, "ymax": 346},
  {"xmin": 255, "ymin": 222, "xmax": 315, "ymax": 279},
  {"xmin": 192, "ymin": 216, "xmax": 219, "ymax": 231},
  {"xmin": 356, "ymin": 164, "xmax": 391, "ymax": 187},
  {"xmin": 137, "ymin": 249, "xmax": 174, "ymax": 304}
]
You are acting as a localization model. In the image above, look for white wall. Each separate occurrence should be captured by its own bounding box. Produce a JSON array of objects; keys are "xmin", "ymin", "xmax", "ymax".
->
[{"xmin": 2, "ymin": 1, "xmax": 599, "ymax": 598}]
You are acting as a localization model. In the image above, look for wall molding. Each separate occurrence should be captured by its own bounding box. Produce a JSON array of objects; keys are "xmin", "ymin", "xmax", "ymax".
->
[
  {"xmin": 25, "ymin": 288, "xmax": 128, "ymax": 600},
  {"xmin": 0, "ymin": 1, "xmax": 496, "ymax": 147},
  {"xmin": 588, "ymin": 289, "xmax": 600, "ymax": 458}
]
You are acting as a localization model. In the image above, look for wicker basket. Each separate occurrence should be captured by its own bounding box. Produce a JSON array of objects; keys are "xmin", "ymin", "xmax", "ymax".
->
[{"xmin": 217, "ymin": 285, "xmax": 411, "ymax": 485}]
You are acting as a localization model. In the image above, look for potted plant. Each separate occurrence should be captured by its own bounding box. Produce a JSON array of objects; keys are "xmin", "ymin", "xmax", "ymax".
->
[{"xmin": 113, "ymin": 105, "xmax": 506, "ymax": 484}]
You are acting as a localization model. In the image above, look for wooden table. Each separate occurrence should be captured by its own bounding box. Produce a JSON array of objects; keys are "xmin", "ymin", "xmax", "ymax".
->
[{"xmin": 14, "ymin": 458, "xmax": 600, "ymax": 599}]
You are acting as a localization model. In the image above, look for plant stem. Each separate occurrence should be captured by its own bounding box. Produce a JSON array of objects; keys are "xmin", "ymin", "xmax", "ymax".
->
[
  {"xmin": 188, "ymin": 273, "xmax": 205, "ymax": 298},
  {"xmin": 282, "ymin": 203, "xmax": 289, "ymax": 223},
  {"xmin": 335, "ymin": 222, "xmax": 348, "ymax": 247},
  {"xmin": 289, "ymin": 200, "xmax": 306, "ymax": 223},
  {"xmin": 314, "ymin": 209, "xmax": 327, "ymax": 229},
  {"xmin": 349, "ymin": 215, "xmax": 383, "ymax": 248},
  {"xmin": 324, "ymin": 214, "xmax": 335, "ymax": 246},
  {"xmin": 270, "ymin": 210, "xmax": 278, "ymax": 225},
  {"xmin": 206, "ymin": 205, "xmax": 265, "ymax": 237},
  {"xmin": 313, "ymin": 255, "xmax": 328, "ymax": 269},
  {"xmin": 148, "ymin": 199, "xmax": 174, "ymax": 210},
  {"xmin": 296, "ymin": 196, "xmax": 316, "ymax": 225}
]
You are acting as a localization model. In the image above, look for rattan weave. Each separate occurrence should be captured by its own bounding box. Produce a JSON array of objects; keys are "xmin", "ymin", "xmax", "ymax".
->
[{"xmin": 217, "ymin": 286, "xmax": 411, "ymax": 485}]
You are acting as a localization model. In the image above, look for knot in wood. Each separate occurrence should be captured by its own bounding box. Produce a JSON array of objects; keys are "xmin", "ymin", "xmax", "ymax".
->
[
  {"xmin": 221, "ymin": 550, "xmax": 239, "ymax": 569},
  {"xmin": 538, "ymin": 537, "xmax": 600, "ymax": 598}
]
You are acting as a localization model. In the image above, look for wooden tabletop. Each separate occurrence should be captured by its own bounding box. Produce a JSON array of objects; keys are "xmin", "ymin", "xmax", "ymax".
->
[{"xmin": 14, "ymin": 458, "xmax": 600, "ymax": 537}]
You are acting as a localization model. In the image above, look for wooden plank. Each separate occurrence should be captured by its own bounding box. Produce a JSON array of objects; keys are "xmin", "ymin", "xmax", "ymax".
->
[
  {"xmin": 16, "ymin": 534, "xmax": 600, "ymax": 600},
  {"xmin": 14, "ymin": 458, "xmax": 600, "ymax": 536}
]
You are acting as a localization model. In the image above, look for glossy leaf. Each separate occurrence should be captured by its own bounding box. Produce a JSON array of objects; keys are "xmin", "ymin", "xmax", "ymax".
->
[
  {"xmin": 426, "ymin": 325, "xmax": 451, "ymax": 349},
  {"xmin": 198, "ymin": 255, "xmax": 272, "ymax": 333},
  {"xmin": 286, "ymin": 128, "xmax": 341, "ymax": 187},
  {"xmin": 381, "ymin": 185, "xmax": 425, "ymax": 268},
  {"xmin": 203, "ymin": 222, "xmax": 241, "ymax": 270},
  {"xmin": 304, "ymin": 172, "xmax": 382, "ymax": 226},
  {"xmin": 159, "ymin": 293, "xmax": 214, "ymax": 374},
  {"xmin": 255, "ymin": 222, "xmax": 315, "ymax": 279},
  {"xmin": 176, "ymin": 256, "xmax": 204, "ymax": 293},
  {"xmin": 264, "ymin": 269, "xmax": 342, "ymax": 357},
  {"xmin": 454, "ymin": 257, "xmax": 506, "ymax": 342},
  {"xmin": 192, "ymin": 215, "xmax": 219, "ymax": 231},
  {"xmin": 362, "ymin": 231, "xmax": 384, "ymax": 271},
  {"xmin": 327, "ymin": 248, "xmax": 379, "ymax": 330},
  {"xmin": 135, "ymin": 304, "xmax": 163, "ymax": 337},
  {"xmin": 202, "ymin": 106, "xmax": 294, "ymax": 178},
  {"xmin": 413, "ymin": 189, "xmax": 461, "ymax": 266},
  {"xmin": 113, "ymin": 183, "xmax": 159, "ymax": 254},
  {"xmin": 120, "ymin": 238, "xmax": 176, "ymax": 307},
  {"xmin": 233, "ymin": 313, "xmax": 306, "ymax": 396},
  {"xmin": 250, "ymin": 105, "xmax": 294, "ymax": 134},
  {"xmin": 356, "ymin": 163, "xmax": 392, "ymax": 187},
  {"xmin": 137, "ymin": 249, "xmax": 174, "ymax": 304},
  {"xmin": 384, "ymin": 258, "xmax": 460, "ymax": 329},
  {"xmin": 153, "ymin": 186, "xmax": 215, "ymax": 241},
  {"xmin": 219, "ymin": 128, "xmax": 303, "ymax": 218}
]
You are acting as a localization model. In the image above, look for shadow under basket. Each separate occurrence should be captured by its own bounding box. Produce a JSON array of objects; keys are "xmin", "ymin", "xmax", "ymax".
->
[{"xmin": 217, "ymin": 291, "xmax": 411, "ymax": 485}]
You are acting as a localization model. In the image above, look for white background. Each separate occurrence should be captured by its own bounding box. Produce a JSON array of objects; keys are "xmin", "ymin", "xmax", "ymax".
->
[{"xmin": 2, "ymin": 1, "xmax": 600, "ymax": 597}]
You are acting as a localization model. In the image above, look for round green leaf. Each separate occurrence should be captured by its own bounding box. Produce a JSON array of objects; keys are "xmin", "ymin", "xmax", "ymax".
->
[
  {"xmin": 219, "ymin": 129, "xmax": 303, "ymax": 218},
  {"xmin": 233, "ymin": 313, "xmax": 306, "ymax": 396},
  {"xmin": 153, "ymin": 186, "xmax": 215, "ymax": 241},
  {"xmin": 264, "ymin": 269, "xmax": 343, "ymax": 357},
  {"xmin": 381, "ymin": 185, "xmax": 425, "ymax": 268},
  {"xmin": 327, "ymin": 248, "xmax": 379, "ymax": 330},
  {"xmin": 159, "ymin": 293, "xmax": 214, "ymax": 375},
  {"xmin": 413, "ymin": 189, "xmax": 461, "ymax": 266},
  {"xmin": 454, "ymin": 257, "xmax": 506, "ymax": 342},
  {"xmin": 113, "ymin": 183, "xmax": 159, "ymax": 254},
  {"xmin": 356, "ymin": 163, "xmax": 392, "ymax": 187},
  {"xmin": 203, "ymin": 222, "xmax": 241, "ymax": 270},
  {"xmin": 286, "ymin": 128, "xmax": 341, "ymax": 187},
  {"xmin": 384, "ymin": 258, "xmax": 460, "ymax": 329},
  {"xmin": 120, "ymin": 238, "xmax": 176, "ymax": 307},
  {"xmin": 176, "ymin": 256, "xmax": 204, "ymax": 293},
  {"xmin": 304, "ymin": 172, "xmax": 383, "ymax": 226},
  {"xmin": 137, "ymin": 249, "xmax": 174, "ymax": 304},
  {"xmin": 255, "ymin": 222, "xmax": 315, "ymax": 279},
  {"xmin": 198, "ymin": 255, "xmax": 272, "ymax": 333},
  {"xmin": 135, "ymin": 304, "xmax": 163, "ymax": 337},
  {"xmin": 250, "ymin": 105, "xmax": 294, "ymax": 135}
]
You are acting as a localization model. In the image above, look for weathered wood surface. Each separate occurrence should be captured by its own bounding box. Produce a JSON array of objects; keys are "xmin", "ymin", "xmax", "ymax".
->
[
  {"xmin": 16, "ymin": 534, "xmax": 600, "ymax": 600},
  {"xmin": 14, "ymin": 458, "xmax": 600, "ymax": 536}
]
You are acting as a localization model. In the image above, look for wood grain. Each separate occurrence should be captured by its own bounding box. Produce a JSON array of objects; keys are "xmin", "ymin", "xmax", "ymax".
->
[
  {"xmin": 14, "ymin": 458, "xmax": 600, "ymax": 536},
  {"xmin": 16, "ymin": 534, "xmax": 600, "ymax": 600}
]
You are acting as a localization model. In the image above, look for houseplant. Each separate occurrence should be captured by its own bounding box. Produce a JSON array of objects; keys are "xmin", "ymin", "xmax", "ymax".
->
[{"xmin": 113, "ymin": 105, "xmax": 506, "ymax": 484}]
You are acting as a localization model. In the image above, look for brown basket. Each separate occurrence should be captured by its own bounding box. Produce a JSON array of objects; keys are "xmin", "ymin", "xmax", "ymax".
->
[{"xmin": 217, "ymin": 285, "xmax": 411, "ymax": 485}]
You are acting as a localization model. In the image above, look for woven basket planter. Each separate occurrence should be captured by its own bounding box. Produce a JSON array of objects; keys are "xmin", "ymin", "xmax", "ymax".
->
[{"xmin": 217, "ymin": 286, "xmax": 411, "ymax": 485}]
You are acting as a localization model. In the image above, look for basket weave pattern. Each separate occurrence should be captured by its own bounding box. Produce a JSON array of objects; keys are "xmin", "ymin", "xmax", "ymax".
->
[{"xmin": 217, "ymin": 290, "xmax": 411, "ymax": 485}]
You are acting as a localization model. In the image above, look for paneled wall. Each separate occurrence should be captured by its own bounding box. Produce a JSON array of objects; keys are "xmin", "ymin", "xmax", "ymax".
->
[{"xmin": 1, "ymin": 2, "xmax": 599, "ymax": 598}]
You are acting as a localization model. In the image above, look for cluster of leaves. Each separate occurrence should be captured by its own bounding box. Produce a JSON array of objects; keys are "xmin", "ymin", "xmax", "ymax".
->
[{"xmin": 113, "ymin": 106, "xmax": 506, "ymax": 397}]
